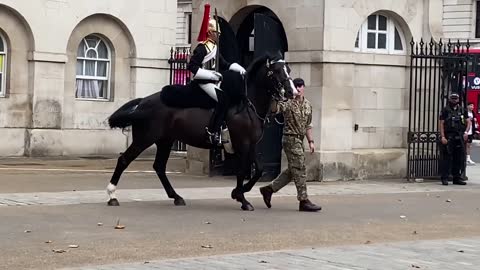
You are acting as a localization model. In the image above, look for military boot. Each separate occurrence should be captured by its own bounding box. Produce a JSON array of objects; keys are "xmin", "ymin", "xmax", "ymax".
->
[
  {"xmin": 452, "ymin": 179, "xmax": 467, "ymax": 185},
  {"xmin": 299, "ymin": 199, "xmax": 322, "ymax": 212},
  {"xmin": 259, "ymin": 186, "xmax": 273, "ymax": 208},
  {"xmin": 441, "ymin": 178, "xmax": 449, "ymax": 185}
]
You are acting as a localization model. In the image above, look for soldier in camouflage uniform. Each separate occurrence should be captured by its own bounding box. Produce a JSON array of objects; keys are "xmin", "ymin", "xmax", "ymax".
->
[{"xmin": 259, "ymin": 78, "xmax": 322, "ymax": 212}]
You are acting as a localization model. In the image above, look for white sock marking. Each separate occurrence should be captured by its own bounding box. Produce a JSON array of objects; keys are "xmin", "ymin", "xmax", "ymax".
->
[{"xmin": 107, "ymin": 183, "xmax": 117, "ymax": 199}]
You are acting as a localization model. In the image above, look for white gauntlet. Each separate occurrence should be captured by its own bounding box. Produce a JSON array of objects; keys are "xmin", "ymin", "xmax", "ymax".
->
[
  {"xmin": 229, "ymin": 63, "xmax": 246, "ymax": 75},
  {"xmin": 194, "ymin": 68, "xmax": 222, "ymax": 81}
]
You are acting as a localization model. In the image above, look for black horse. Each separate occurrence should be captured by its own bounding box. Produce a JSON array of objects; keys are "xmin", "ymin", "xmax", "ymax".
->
[{"xmin": 105, "ymin": 53, "xmax": 296, "ymax": 211}]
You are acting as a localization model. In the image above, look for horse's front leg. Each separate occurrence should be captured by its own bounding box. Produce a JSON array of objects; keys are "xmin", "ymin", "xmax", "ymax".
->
[{"xmin": 231, "ymin": 146, "xmax": 254, "ymax": 211}]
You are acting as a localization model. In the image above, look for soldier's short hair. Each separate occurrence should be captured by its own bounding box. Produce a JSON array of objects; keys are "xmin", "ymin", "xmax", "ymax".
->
[{"xmin": 293, "ymin": 78, "xmax": 305, "ymax": 88}]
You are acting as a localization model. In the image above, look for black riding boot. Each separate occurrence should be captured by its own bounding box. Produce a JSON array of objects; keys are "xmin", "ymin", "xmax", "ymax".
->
[{"xmin": 207, "ymin": 89, "xmax": 227, "ymax": 146}]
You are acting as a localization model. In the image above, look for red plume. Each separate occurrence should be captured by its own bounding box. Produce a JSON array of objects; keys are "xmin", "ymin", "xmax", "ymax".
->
[{"xmin": 197, "ymin": 3, "xmax": 211, "ymax": 42}]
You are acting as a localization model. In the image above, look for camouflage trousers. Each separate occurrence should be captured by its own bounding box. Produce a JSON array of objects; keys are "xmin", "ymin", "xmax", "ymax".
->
[{"xmin": 268, "ymin": 135, "xmax": 308, "ymax": 201}]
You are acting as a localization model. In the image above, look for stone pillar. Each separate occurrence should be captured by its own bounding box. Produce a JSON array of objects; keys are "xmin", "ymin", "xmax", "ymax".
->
[
  {"xmin": 28, "ymin": 52, "xmax": 67, "ymax": 156},
  {"xmin": 186, "ymin": 146, "xmax": 210, "ymax": 175}
]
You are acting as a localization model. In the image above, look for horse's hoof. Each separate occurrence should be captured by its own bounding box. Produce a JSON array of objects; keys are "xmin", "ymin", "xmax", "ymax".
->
[
  {"xmin": 174, "ymin": 198, "xmax": 186, "ymax": 206},
  {"xmin": 241, "ymin": 204, "xmax": 255, "ymax": 211},
  {"xmin": 107, "ymin": 199, "xmax": 120, "ymax": 206}
]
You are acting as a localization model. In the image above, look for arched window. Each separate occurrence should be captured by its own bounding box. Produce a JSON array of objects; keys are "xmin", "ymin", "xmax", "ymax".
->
[
  {"xmin": 355, "ymin": 14, "xmax": 405, "ymax": 54},
  {"xmin": 0, "ymin": 33, "xmax": 7, "ymax": 97},
  {"xmin": 76, "ymin": 35, "xmax": 111, "ymax": 99}
]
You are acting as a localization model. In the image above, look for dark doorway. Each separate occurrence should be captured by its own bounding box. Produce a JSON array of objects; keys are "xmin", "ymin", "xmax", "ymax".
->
[{"xmin": 220, "ymin": 7, "xmax": 289, "ymax": 181}]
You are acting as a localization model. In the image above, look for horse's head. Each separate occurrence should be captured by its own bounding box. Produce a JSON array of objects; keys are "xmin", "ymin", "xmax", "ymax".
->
[{"xmin": 264, "ymin": 58, "xmax": 297, "ymax": 101}]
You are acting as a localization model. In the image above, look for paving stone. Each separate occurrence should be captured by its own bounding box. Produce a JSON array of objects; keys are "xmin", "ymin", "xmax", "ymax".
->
[
  {"xmin": 61, "ymin": 237, "xmax": 480, "ymax": 270},
  {"xmin": 0, "ymin": 182, "xmax": 477, "ymax": 207}
]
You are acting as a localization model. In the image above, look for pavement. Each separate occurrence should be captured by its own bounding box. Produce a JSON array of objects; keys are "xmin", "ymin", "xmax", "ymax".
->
[{"xmin": 0, "ymin": 153, "xmax": 480, "ymax": 270}]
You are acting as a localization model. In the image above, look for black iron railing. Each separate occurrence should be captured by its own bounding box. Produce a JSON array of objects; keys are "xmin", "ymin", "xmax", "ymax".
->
[
  {"xmin": 168, "ymin": 46, "xmax": 191, "ymax": 152},
  {"xmin": 407, "ymin": 38, "xmax": 470, "ymax": 181}
]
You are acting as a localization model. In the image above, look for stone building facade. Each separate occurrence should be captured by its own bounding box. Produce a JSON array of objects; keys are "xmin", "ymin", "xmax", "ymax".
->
[
  {"xmin": 0, "ymin": 0, "xmax": 477, "ymax": 181},
  {"xmin": 0, "ymin": 0, "xmax": 177, "ymax": 156},
  {"xmin": 187, "ymin": 0, "xmax": 479, "ymax": 180}
]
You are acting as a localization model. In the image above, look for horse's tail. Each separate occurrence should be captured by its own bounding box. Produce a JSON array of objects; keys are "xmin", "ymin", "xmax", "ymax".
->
[{"xmin": 108, "ymin": 98, "xmax": 144, "ymax": 129}]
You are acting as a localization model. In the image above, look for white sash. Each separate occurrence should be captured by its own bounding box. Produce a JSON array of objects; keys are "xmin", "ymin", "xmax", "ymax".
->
[{"xmin": 202, "ymin": 45, "xmax": 217, "ymax": 64}]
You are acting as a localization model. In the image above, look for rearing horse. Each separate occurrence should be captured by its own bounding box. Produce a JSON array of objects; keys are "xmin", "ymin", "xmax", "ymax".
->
[{"xmin": 106, "ymin": 53, "xmax": 296, "ymax": 211}]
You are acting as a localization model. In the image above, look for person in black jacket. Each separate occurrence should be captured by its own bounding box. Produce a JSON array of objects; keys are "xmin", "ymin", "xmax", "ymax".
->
[
  {"xmin": 439, "ymin": 93, "xmax": 471, "ymax": 185},
  {"xmin": 187, "ymin": 4, "xmax": 246, "ymax": 145}
]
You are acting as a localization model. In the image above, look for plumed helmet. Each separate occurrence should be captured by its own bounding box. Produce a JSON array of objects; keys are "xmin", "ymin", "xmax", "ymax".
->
[
  {"xmin": 197, "ymin": 4, "xmax": 221, "ymax": 42},
  {"xmin": 208, "ymin": 18, "xmax": 221, "ymax": 33}
]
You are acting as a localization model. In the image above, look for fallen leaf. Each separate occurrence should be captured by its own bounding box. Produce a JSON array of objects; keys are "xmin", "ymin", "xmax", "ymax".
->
[
  {"xmin": 413, "ymin": 231, "xmax": 418, "ymax": 235},
  {"xmin": 201, "ymin": 245, "xmax": 213, "ymax": 249},
  {"xmin": 115, "ymin": 219, "xmax": 125, "ymax": 229},
  {"xmin": 45, "ymin": 240, "xmax": 52, "ymax": 244},
  {"xmin": 364, "ymin": 240, "xmax": 372, "ymax": 244},
  {"xmin": 52, "ymin": 249, "xmax": 67, "ymax": 253},
  {"xmin": 204, "ymin": 221, "xmax": 211, "ymax": 224},
  {"xmin": 68, "ymin": 245, "xmax": 79, "ymax": 248},
  {"xmin": 446, "ymin": 199, "xmax": 452, "ymax": 203},
  {"xmin": 259, "ymin": 260, "xmax": 268, "ymax": 263},
  {"xmin": 411, "ymin": 264, "xmax": 420, "ymax": 268},
  {"xmin": 24, "ymin": 230, "xmax": 31, "ymax": 233},
  {"xmin": 400, "ymin": 215, "xmax": 407, "ymax": 219},
  {"xmin": 97, "ymin": 223, "xmax": 103, "ymax": 226},
  {"xmin": 144, "ymin": 261, "xmax": 150, "ymax": 264},
  {"xmin": 458, "ymin": 250, "xmax": 465, "ymax": 253}
]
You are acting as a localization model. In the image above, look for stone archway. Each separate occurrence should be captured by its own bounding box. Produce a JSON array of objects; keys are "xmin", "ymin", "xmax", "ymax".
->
[
  {"xmin": 64, "ymin": 14, "xmax": 137, "ymax": 129},
  {"xmin": 60, "ymin": 14, "xmax": 137, "ymax": 156},
  {"xmin": 229, "ymin": 6, "xmax": 288, "ymax": 67},
  {"xmin": 0, "ymin": 4, "xmax": 35, "ymax": 156},
  {"xmin": 223, "ymin": 5, "xmax": 289, "ymax": 180}
]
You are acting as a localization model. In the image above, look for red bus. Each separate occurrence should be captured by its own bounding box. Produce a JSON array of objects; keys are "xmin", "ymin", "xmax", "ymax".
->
[{"xmin": 466, "ymin": 49, "xmax": 480, "ymax": 127}]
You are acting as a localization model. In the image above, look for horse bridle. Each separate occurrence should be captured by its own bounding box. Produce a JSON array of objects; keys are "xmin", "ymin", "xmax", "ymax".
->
[{"xmin": 266, "ymin": 59, "xmax": 292, "ymax": 100}]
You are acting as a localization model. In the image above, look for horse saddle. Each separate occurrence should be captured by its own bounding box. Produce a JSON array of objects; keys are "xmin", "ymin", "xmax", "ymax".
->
[{"xmin": 160, "ymin": 83, "xmax": 217, "ymax": 109}]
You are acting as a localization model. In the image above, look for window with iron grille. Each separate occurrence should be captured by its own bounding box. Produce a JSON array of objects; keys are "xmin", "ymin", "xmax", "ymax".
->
[{"xmin": 76, "ymin": 35, "xmax": 111, "ymax": 100}]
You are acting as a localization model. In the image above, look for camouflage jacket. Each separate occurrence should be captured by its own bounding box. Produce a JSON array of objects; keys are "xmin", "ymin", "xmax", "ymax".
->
[{"xmin": 275, "ymin": 97, "xmax": 313, "ymax": 137}]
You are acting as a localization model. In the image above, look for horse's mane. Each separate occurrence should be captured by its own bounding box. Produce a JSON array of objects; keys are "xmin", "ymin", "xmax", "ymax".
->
[{"xmin": 246, "ymin": 52, "xmax": 283, "ymax": 76}]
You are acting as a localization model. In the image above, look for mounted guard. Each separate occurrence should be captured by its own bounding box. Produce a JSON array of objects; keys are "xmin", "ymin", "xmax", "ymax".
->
[
  {"xmin": 104, "ymin": 4, "xmax": 298, "ymax": 211},
  {"xmin": 187, "ymin": 3, "xmax": 246, "ymax": 145}
]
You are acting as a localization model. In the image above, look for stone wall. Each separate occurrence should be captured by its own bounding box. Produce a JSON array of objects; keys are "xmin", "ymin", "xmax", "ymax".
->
[
  {"xmin": 0, "ymin": 0, "xmax": 177, "ymax": 157},
  {"xmin": 188, "ymin": 0, "xmax": 437, "ymax": 180}
]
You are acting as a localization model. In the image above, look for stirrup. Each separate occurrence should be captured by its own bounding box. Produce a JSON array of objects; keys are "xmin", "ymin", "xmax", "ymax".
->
[{"xmin": 206, "ymin": 127, "xmax": 222, "ymax": 146}]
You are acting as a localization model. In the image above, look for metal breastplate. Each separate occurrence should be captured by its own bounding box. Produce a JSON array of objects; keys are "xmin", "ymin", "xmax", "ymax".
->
[
  {"xmin": 203, "ymin": 58, "xmax": 215, "ymax": 70},
  {"xmin": 201, "ymin": 40, "xmax": 217, "ymax": 70}
]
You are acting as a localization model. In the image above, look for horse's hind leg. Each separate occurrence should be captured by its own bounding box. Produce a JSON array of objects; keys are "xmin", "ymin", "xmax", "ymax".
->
[
  {"xmin": 154, "ymin": 141, "xmax": 185, "ymax": 206},
  {"xmin": 242, "ymin": 158, "xmax": 263, "ymax": 193},
  {"xmin": 107, "ymin": 141, "xmax": 151, "ymax": 206}
]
